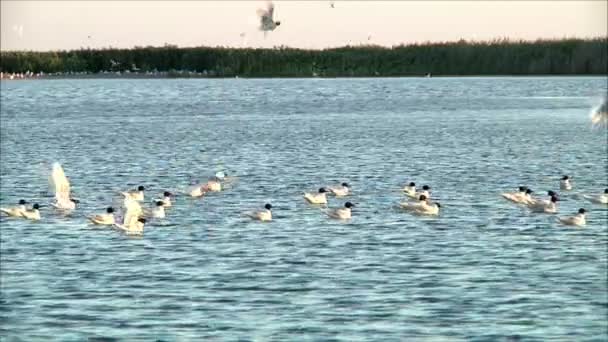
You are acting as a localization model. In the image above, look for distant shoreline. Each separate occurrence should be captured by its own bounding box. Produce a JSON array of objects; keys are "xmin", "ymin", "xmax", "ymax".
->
[{"xmin": 2, "ymin": 38, "xmax": 606, "ymax": 78}]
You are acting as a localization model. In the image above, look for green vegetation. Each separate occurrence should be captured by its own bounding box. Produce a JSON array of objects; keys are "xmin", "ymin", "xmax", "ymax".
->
[{"xmin": 1, "ymin": 38, "xmax": 606, "ymax": 77}]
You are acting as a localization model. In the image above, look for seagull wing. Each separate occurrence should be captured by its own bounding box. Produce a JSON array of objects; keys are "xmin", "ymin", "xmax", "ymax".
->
[
  {"xmin": 123, "ymin": 198, "xmax": 143, "ymax": 227},
  {"xmin": 51, "ymin": 162, "xmax": 71, "ymax": 203}
]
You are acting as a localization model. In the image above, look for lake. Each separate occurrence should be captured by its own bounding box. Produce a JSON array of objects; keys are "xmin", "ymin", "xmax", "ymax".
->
[{"xmin": 1, "ymin": 77, "xmax": 607, "ymax": 340}]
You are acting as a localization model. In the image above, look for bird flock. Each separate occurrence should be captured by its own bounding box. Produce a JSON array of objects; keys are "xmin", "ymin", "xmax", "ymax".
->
[{"xmin": 1, "ymin": 161, "xmax": 606, "ymax": 235}]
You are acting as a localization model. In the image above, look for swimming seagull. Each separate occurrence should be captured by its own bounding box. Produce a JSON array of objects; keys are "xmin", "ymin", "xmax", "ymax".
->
[
  {"xmin": 590, "ymin": 96, "xmax": 607, "ymax": 128},
  {"xmin": 122, "ymin": 186, "xmax": 145, "ymax": 201},
  {"xmin": 304, "ymin": 188, "xmax": 329, "ymax": 205},
  {"xmin": 257, "ymin": 1, "xmax": 281, "ymax": 36},
  {"xmin": 559, "ymin": 175, "xmax": 572, "ymax": 191},
  {"xmin": 89, "ymin": 207, "xmax": 115, "ymax": 225},
  {"xmin": 246, "ymin": 203, "xmax": 273, "ymax": 221},
  {"xmin": 49, "ymin": 162, "xmax": 78, "ymax": 210},
  {"xmin": 326, "ymin": 201, "xmax": 354, "ymax": 219},
  {"xmin": 145, "ymin": 201, "xmax": 166, "ymax": 219},
  {"xmin": 414, "ymin": 201, "xmax": 441, "ymax": 216},
  {"xmin": 583, "ymin": 188, "xmax": 608, "ymax": 205},
  {"xmin": 558, "ymin": 208, "xmax": 586, "ymax": 227},
  {"xmin": 114, "ymin": 198, "xmax": 144, "ymax": 235},
  {"xmin": 501, "ymin": 186, "xmax": 529, "ymax": 204},
  {"xmin": 21, "ymin": 203, "xmax": 41, "ymax": 221},
  {"xmin": 1, "ymin": 199, "xmax": 28, "ymax": 217},
  {"xmin": 154, "ymin": 191, "xmax": 172, "ymax": 207},
  {"xmin": 527, "ymin": 195, "xmax": 558, "ymax": 214},
  {"xmin": 400, "ymin": 195, "xmax": 429, "ymax": 210},
  {"xmin": 403, "ymin": 182, "xmax": 416, "ymax": 197},
  {"xmin": 328, "ymin": 182, "xmax": 350, "ymax": 197}
]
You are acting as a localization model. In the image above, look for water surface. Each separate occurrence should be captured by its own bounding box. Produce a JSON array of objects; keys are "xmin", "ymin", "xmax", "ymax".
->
[{"xmin": 1, "ymin": 77, "xmax": 607, "ymax": 340}]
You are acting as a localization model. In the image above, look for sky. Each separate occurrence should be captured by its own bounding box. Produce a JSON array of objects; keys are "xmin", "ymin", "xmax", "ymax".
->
[{"xmin": 1, "ymin": 1, "xmax": 606, "ymax": 51}]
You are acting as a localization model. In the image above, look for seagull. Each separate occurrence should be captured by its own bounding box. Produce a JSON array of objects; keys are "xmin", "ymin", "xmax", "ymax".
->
[
  {"xmin": 304, "ymin": 188, "xmax": 329, "ymax": 205},
  {"xmin": 257, "ymin": 1, "xmax": 281, "ymax": 35},
  {"xmin": 246, "ymin": 203, "xmax": 273, "ymax": 221},
  {"xmin": 328, "ymin": 182, "xmax": 350, "ymax": 197},
  {"xmin": 1, "ymin": 199, "xmax": 28, "ymax": 217},
  {"xmin": 558, "ymin": 208, "xmax": 586, "ymax": 227},
  {"xmin": 89, "ymin": 207, "xmax": 115, "ymax": 225},
  {"xmin": 591, "ymin": 96, "xmax": 607, "ymax": 128},
  {"xmin": 114, "ymin": 198, "xmax": 144, "ymax": 235},
  {"xmin": 330, "ymin": 1, "xmax": 335, "ymax": 8},
  {"xmin": 49, "ymin": 162, "xmax": 78, "ymax": 210},
  {"xmin": 122, "ymin": 186, "xmax": 145, "ymax": 201},
  {"xmin": 559, "ymin": 175, "xmax": 572, "ymax": 191},
  {"xmin": 326, "ymin": 202, "xmax": 354, "ymax": 219},
  {"xmin": 21, "ymin": 203, "xmax": 41, "ymax": 221}
]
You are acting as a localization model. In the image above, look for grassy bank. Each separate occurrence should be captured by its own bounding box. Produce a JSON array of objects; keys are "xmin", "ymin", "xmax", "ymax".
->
[{"xmin": 1, "ymin": 38, "xmax": 606, "ymax": 77}]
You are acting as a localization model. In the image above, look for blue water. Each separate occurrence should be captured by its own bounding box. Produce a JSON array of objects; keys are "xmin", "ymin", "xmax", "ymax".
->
[{"xmin": 1, "ymin": 77, "xmax": 607, "ymax": 340}]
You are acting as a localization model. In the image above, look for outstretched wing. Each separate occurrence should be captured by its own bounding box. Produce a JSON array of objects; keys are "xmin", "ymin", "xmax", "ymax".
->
[
  {"xmin": 51, "ymin": 162, "xmax": 71, "ymax": 203},
  {"xmin": 123, "ymin": 198, "xmax": 143, "ymax": 227},
  {"xmin": 267, "ymin": 2, "xmax": 275, "ymax": 19}
]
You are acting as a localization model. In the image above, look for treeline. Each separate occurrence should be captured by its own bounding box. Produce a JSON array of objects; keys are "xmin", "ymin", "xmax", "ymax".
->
[{"xmin": 1, "ymin": 38, "xmax": 606, "ymax": 77}]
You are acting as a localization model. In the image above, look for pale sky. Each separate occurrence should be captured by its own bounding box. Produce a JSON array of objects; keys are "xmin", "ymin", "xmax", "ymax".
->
[{"xmin": 1, "ymin": 1, "xmax": 606, "ymax": 51}]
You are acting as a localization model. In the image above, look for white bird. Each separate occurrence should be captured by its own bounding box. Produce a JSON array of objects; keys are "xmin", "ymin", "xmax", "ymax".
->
[
  {"xmin": 527, "ymin": 195, "xmax": 558, "ymax": 213},
  {"xmin": 526, "ymin": 190, "xmax": 558, "ymax": 206},
  {"xmin": 304, "ymin": 188, "xmax": 329, "ymax": 205},
  {"xmin": 246, "ymin": 203, "xmax": 273, "ymax": 221},
  {"xmin": 406, "ymin": 185, "xmax": 431, "ymax": 199},
  {"xmin": 583, "ymin": 189, "xmax": 608, "ymax": 205},
  {"xmin": 403, "ymin": 182, "xmax": 416, "ymax": 197},
  {"xmin": 560, "ymin": 175, "xmax": 572, "ymax": 191},
  {"xmin": 145, "ymin": 201, "xmax": 166, "ymax": 219},
  {"xmin": 558, "ymin": 208, "xmax": 587, "ymax": 227},
  {"xmin": 1, "ymin": 199, "xmax": 28, "ymax": 217},
  {"xmin": 122, "ymin": 186, "xmax": 145, "ymax": 201},
  {"xmin": 590, "ymin": 96, "xmax": 607, "ymax": 128},
  {"xmin": 21, "ymin": 203, "xmax": 41, "ymax": 221},
  {"xmin": 257, "ymin": 1, "xmax": 281, "ymax": 34},
  {"xmin": 203, "ymin": 179, "xmax": 222, "ymax": 192},
  {"xmin": 400, "ymin": 195, "xmax": 429, "ymax": 211},
  {"xmin": 328, "ymin": 182, "xmax": 350, "ymax": 197},
  {"xmin": 501, "ymin": 186, "xmax": 530, "ymax": 204},
  {"xmin": 154, "ymin": 191, "xmax": 172, "ymax": 207},
  {"xmin": 89, "ymin": 207, "xmax": 115, "ymax": 225},
  {"xmin": 327, "ymin": 201, "xmax": 354, "ymax": 219},
  {"xmin": 114, "ymin": 198, "xmax": 145, "ymax": 235},
  {"xmin": 49, "ymin": 162, "xmax": 77, "ymax": 210},
  {"xmin": 414, "ymin": 201, "xmax": 441, "ymax": 216},
  {"xmin": 188, "ymin": 183, "xmax": 206, "ymax": 197}
]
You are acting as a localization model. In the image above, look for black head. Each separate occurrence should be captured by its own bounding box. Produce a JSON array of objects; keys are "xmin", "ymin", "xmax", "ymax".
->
[
  {"xmin": 418, "ymin": 195, "xmax": 427, "ymax": 201},
  {"xmin": 518, "ymin": 186, "xmax": 527, "ymax": 192},
  {"xmin": 138, "ymin": 217, "xmax": 147, "ymax": 224},
  {"xmin": 71, "ymin": 198, "xmax": 80, "ymax": 204},
  {"xmin": 33, "ymin": 203, "xmax": 40, "ymax": 210},
  {"xmin": 163, "ymin": 191, "xmax": 172, "ymax": 197},
  {"xmin": 550, "ymin": 195, "xmax": 558, "ymax": 203},
  {"xmin": 341, "ymin": 182, "xmax": 349, "ymax": 187},
  {"xmin": 604, "ymin": 188, "xmax": 608, "ymax": 194},
  {"xmin": 547, "ymin": 190, "xmax": 556, "ymax": 196},
  {"xmin": 155, "ymin": 201, "xmax": 164, "ymax": 206},
  {"xmin": 264, "ymin": 203, "xmax": 272, "ymax": 210},
  {"xmin": 18, "ymin": 199, "xmax": 27, "ymax": 205},
  {"xmin": 562, "ymin": 175, "xmax": 569, "ymax": 180},
  {"xmin": 422, "ymin": 185, "xmax": 430, "ymax": 190},
  {"xmin": 345, "ymin": 201, "xmax": 354, "ymax": 208},
  {"xmin": 409, "ymin": 182, "xmax": 416, "ymax": 187},
  {"xmin": 578, "ymin": 208, "xmax": 586, "ymax": 214},
  {"xmin": 275, "ymin": 21, "xmax": 281, "ymax": 26},
  {"xmin": 106, "ymin": 207, "xmax": 114, "ymax": 213},
  {"xmin": 526, "ymin": 189, "xmax": 533, "ymax": 194},
  {"xmin": 319, "ymin": 188, "xmax": 327, "ymax": 193},
  {"xmin": 435, "ymin": 202, "xmax": 441, "ymax": 208},
  {"xmin": 138, "ymin": 186, "xmax": 145, "ymax": 191}
]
